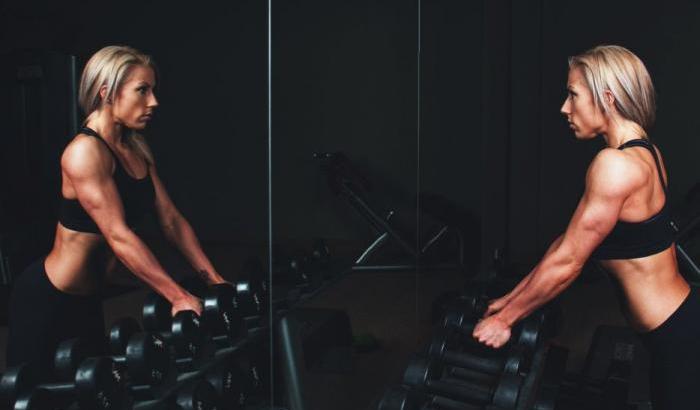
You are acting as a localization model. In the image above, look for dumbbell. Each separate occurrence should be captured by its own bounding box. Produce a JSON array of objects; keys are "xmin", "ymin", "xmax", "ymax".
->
[
  {"xmin": 403, "ymin": 357, "xmax": 523, "ymax": 409},
  {"xmin": 233, "ymin": 340, "xmax": 269, "ymax": 404},
  {"xmin": 377, "ymin": 385, "xmax": 486, "ymax": 410},
  {"xmin": 2, "ymin": 357, "xmax": 126, "ymax": 410},
  {"xmin": 169, "ymin": 378, "xmax": 218, "ymax": 410},
  {"xmin": 56, "ymin": 335, "xmax": 173, "ymax": 399},
  {"xmin": 274, "ymin": 251, "xmax": 324, "ymax": 292},
  {"xmin": 204, "ymin": 353, "xmax": 258, "ymax": 410},
  {"xmin": 427, "ymin": 328, "xmax": 528, "ymax": 377},
  {"xmin": 443, "ymin": 310, "xmax": 544, "ymax": 352},
  {"xmin": 239, "ymin": 257, "xmax": 270, "ymax": 317},
  {"xmin": 183, "ymin": 263, "xmax": 269, "ymax": 322},
  {"xmin": 177, "ymin": 279, "xmax": 249, "ymax": 347},
  {"xmin": 142, "ymin": 293, "xmax": 210, "ymax": 369}
]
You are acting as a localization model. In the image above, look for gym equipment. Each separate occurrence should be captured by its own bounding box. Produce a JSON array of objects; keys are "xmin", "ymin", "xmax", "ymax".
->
[
  {"xmin": 237, "ymin": 259, "xmax": 270, "ymax": 318},
  {"xmin": 377, "ymin": 385, "xmax": 486, "ymax": 410},
  {"xmin": 403, "ymin": 357, "xmax": 522, "ymax": 409},
  {"xmin": 3, "ymin": 358, "xmax": 125, "ymax": 410},
  {"xmin": 427, "ymin": 329, "xmax": 527, "ymax": 377},
  {"xmin": 56, "ymin": 335, "xmax": 172, "ymax": 395},
  {"xmin": 175, "ymin": 281, "xmax": 248, "ymax": 346},
  {"xmin": 442, "ymin": 309, "xmax": 547, "ymax": 352},
  {"xmin": 205, "ymin": 358, "xmax": 246, "ymax": 410},
  {"xmin": 315, "ymin": 152, "xmax": 465, "ymax": 271},
  {"xmin": 170, "ymin": 378, "xmax": 218, "ymax": 410},
  {"xmin": 142, "ymin": 293, "xmax": 209, "ymax": 368},
  {"xmin": 274, "ymin": 251, "xmax": 324, "ymax": 292}
]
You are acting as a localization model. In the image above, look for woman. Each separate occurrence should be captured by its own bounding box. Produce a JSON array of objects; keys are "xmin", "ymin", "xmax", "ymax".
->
[
  {"xmin": 6, "ymin": 45, "xmax": 226, "ymax": 369},
  {"xmin": 473, "ymin": 45, "xmax": 697, "ymax": 409}
]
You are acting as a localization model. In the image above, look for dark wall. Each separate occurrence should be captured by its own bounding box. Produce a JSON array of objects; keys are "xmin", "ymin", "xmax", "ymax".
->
[
  {"xmin": 0, "ymin": 0, "xmax": 267, "ymax": 243},
  {"xmin": 272, "ymin": 0, "xmax": 420, "ymax": 246}
]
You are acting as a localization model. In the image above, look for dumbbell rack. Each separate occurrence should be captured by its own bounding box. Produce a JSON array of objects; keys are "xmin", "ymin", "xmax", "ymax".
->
[{"xmin": 131, "ymin": 326, "xmax": 270, "ymax": 409}]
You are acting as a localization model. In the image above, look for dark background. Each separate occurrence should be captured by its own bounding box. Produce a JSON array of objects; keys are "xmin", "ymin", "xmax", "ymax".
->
[
  {"xmin": 2, "ymin": 0, "xmax": 700, "ymax": 408},
  {"xmin": 4, "ymin": 0, "xmax": 700, "ymax": 268}
]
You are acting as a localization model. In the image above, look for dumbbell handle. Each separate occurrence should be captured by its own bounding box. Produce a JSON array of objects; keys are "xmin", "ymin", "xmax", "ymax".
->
[
  {"xmin": 448, "ymin": 367, "xmax": 499, "ymax": 385},
  {"xmin": 431, "ymin": 394, "xmax": 483, "ymax": 410},
  {"xmin": 32, "ymin": 381, "xmax": 118, "ymax": 409},
  {"xmin": 424, "ymin": 378, "xmax": 493, "ymax": 405},
  {"xmin": 442, "ymin": 351, "xmax": 504, "ymax": 375}
]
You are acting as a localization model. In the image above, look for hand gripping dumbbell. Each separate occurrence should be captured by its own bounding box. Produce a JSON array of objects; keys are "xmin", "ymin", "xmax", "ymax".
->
[
  {"xmin": 1, "ymin": 357, "xmax": 126, "ymax": 410},
  {"xmin": 427, "ymin": 328, "xmax": 528, "ymax": 378},
  {"xmin": 142, "ymin": 293, "xmax": 211, "ymax": 370},
  {"xmin": 57, "ymin": 334, "xmax": 173, "ymax": 400},
  {"xmin": 377, "ymin": 385, "xmax": 487, "ymax": 410},
  {"xmin": 403, "ymin": 357, "xmax": 523, "ymax": 409},
  {"xmin": 442, "ymin": 310, "xmax": 545, "ymax": 352},
  {"xmin": 182, "ymin": 265, "xmax": 269, "ymax": 324},
  {"xmin": 176, "ymin": 280, "xmax": 248, "ymax": 348}
]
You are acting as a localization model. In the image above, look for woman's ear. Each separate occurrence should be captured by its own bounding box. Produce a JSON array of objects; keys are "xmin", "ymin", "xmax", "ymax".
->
[
  {"xmin": 603, "ymin": 89, "xmax": 616, "ymax": 110},
  {"xmin": 99, "ymin": 85, "xmax": 111, "ymax": 104}
]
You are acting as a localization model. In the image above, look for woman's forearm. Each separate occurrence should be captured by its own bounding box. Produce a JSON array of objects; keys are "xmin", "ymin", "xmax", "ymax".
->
[
  {"xmin": 496, "ymin": 239, "xmax": 580, "ymax": 326},
  {"xmin": 499, "ymin": 235, "xmax": 564, "ymax": 303},
  {"xmin": 107, "ymin": 228, "xmax": 188, "ymax": 303},
  {"xmin": 164, "ymin": 215, "xmax": 222, "ymax": 280}
]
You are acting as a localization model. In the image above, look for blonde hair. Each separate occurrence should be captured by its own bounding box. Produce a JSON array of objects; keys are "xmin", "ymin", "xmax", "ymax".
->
[
  {"xmin": 79, "ymin": 45, "xmax": 156, "ymax": 163},
  {"xmin": 569, "ymin": 45, "xmax": 656, "ymax": 133}
]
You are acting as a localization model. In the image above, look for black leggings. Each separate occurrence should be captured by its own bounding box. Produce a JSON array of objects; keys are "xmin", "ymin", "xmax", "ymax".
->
[
  {"xmin": 639, "ymin": 286, "xmax": 700, "ymax": 410},
  {"xmin": 6, "ymin": 258, "xmax": 105, "ymax": 370}
]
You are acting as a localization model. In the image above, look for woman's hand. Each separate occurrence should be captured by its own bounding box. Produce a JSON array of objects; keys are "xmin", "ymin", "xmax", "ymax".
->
[
  {"xmin": 195, "ymin": 269, "xmax": 229, "ymax": 286},
  {"xmin": 473, "ymin": 315, "xmax": 512, "ymax": 349},
  {"xmin": 484, "ymin": 295, "xmax": 510, "ymax": 318},
  {"xmin": 170, "ymin": 291, "xmax": 203, "ymax": 317}
]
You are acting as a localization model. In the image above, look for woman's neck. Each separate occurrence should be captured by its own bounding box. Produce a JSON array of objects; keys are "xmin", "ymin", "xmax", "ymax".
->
[
  {"xmin": 602, "ymin": 116, "xmax": 646, "ymax": 148},
  {"xmin": 84, "ymin": 110, "xmax": 125, "ymax": 146}
]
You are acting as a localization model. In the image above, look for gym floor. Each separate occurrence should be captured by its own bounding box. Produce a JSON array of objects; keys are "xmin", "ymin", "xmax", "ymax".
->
[{"xmin": 0, "ymin": 240, "xmax": 629, "ymax": 410}]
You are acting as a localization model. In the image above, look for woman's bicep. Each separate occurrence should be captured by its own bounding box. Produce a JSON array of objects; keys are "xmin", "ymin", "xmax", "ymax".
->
[
  {"xmin": 63, "ymin": 148, "xmax": 130, "ymax": 236},
  {"xmin": 559, "ymin": 154, "xmax": 636, "ymax": 261}
]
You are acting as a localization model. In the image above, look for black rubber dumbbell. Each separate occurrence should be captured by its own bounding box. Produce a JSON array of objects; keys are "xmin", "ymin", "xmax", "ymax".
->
[
  {"xmin": 204, "ymin": 354, "xmax": 256, "ymax": 410},
  {"xmin": 170, "ymin": 378, "xmax": 218, "ymax": 410},
  {"xmin": 2, "ymin": 357, "xmax": 126, "ymax": 410},
  {"xmin": 142, "ymin": 293, "xmax": 210, "ymax": 369},
  {"xmin": 377, "ymin": 385, "xmax": 486, "ymax": 410},
  {"xmin": 182, "ymin": 264, "xmax": 269, "ymax": 324},
  {"xmin": 274, "ymin": 251, "xmax": 324, "ymax": 293},
  {"xmin": 56, "ymin": 335, "xmax": 173, "ymax": 399},
  {"xmin": 403, "ymin": 357, "xmax": 523, "ymax": 409},
  {"xmin": 442, "ymin": 310, "xmax": 544, "ymax": 352},
  {"xmin": 238, "ymin": 257, "xmax": 270, "ymax": 319},
  {"xmin": 162, "ymin": 281, "xmax": 248, "ymax": 349},
  {"xmin": 427, "ymin": 328, "xmax": 528, "ymax": 377}
]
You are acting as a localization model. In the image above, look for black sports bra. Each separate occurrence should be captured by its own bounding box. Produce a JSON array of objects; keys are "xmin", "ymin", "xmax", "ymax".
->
[
  {"xmin": 591, "ymin": 138, "xmax": 675, "ymax": 260},
  {"xmin": 58, "ymin": 127, "xmax": 155, "ymax": 234}
]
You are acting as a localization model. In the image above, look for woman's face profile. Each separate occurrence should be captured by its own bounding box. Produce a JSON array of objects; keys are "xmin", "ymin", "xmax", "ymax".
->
[
  {"xmin": 112, "ymin": 65, "xmax": 158, "ymax": 130},
  {"xmin": 560, "ymin": 67, "xmax": 605, "ymax": 139}
]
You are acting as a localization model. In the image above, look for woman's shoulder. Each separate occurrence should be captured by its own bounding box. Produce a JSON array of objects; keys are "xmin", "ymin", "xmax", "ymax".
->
[
  {"xmin": 61, "ymin": 134, "xmax": 113, "ymax": 176},
  {"xmin": 586, "ymin": 148, "xmax": 646, "ymax": 193}
]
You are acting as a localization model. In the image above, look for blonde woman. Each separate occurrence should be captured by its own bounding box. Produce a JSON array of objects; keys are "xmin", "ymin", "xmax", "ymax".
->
[
  {"xmin": 473, "ymin": 45, "xmax": 693, "ymax": 409},
  {"xmin": 6, "ymin": 45, "xmax": 226, "ymax": 368}
]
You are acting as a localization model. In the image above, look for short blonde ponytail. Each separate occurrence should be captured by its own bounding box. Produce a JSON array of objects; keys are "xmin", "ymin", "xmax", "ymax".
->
[{"xmin": 569, "ymin": 45, "xmax": 656, "ymax": 133}]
